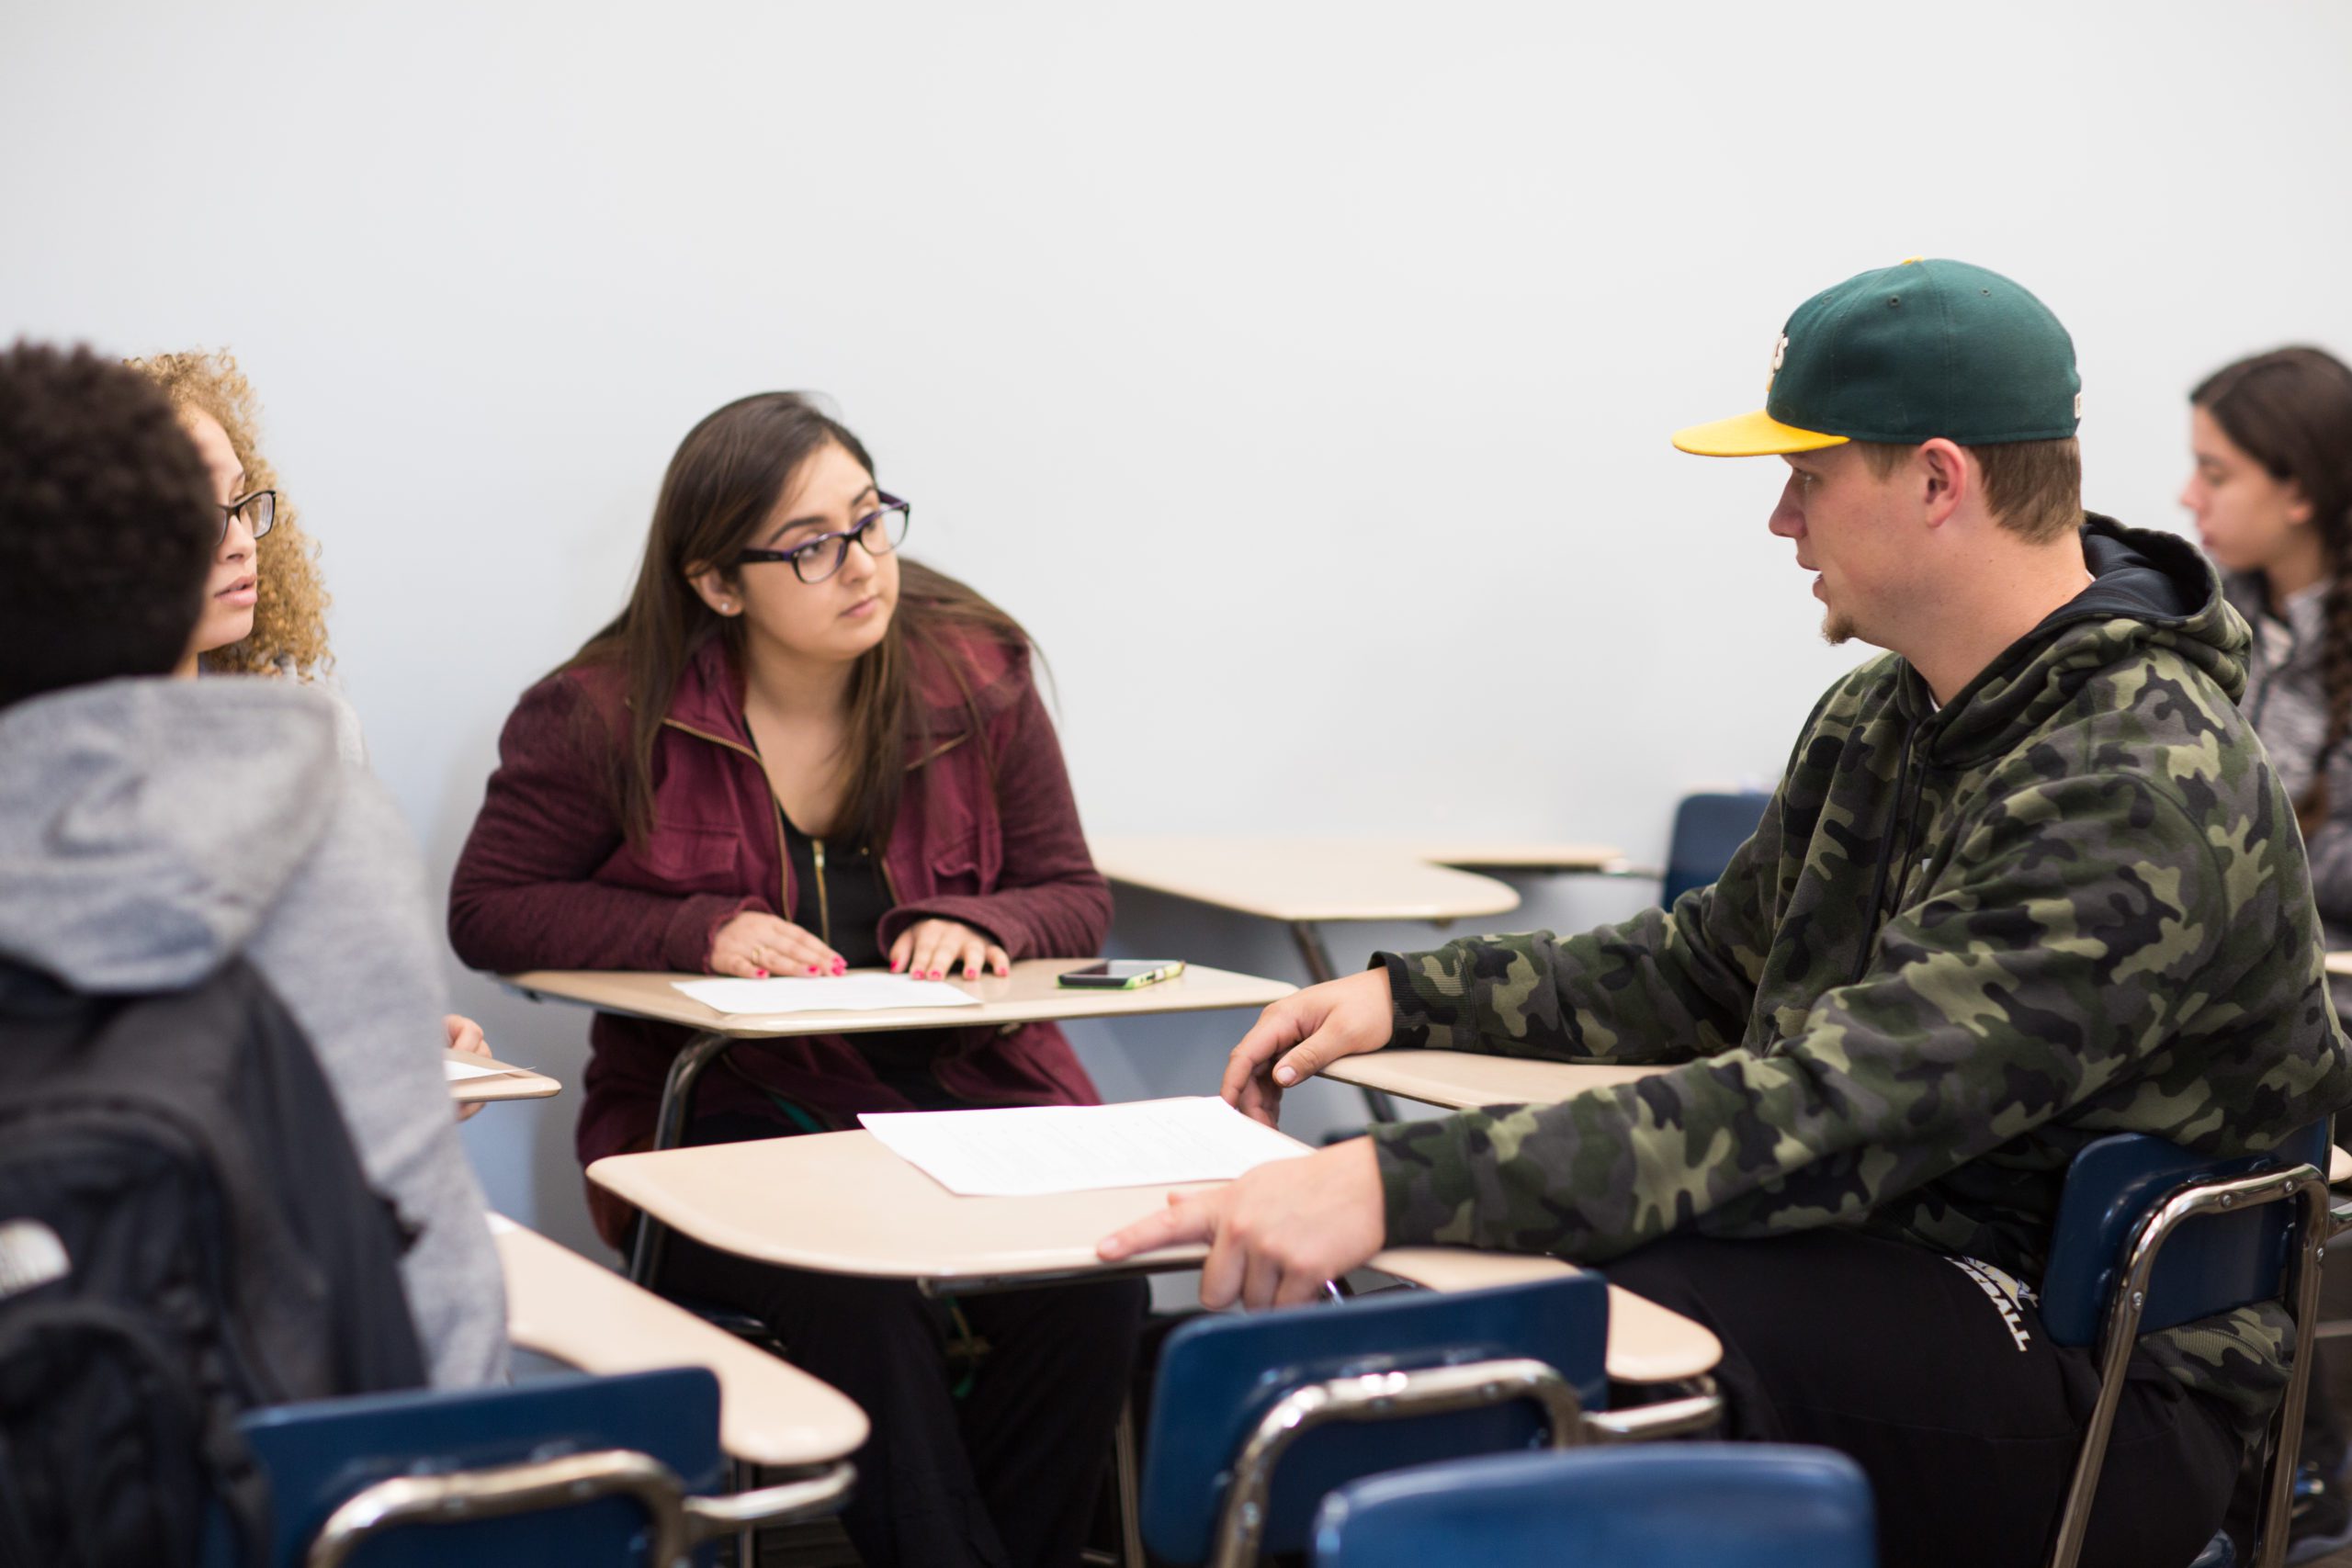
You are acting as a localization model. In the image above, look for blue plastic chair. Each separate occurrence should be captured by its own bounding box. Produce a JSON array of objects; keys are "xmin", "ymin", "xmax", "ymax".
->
[
  {"xmin": 197, "ymin": 1368, "xmax": 852, "ymax": 1568},
  {"xmin": 1659, "ymin": 791, "xmax": 1773, "ymax": 908},
  {"xmin": 2036, "ymin": 1123, "xmax": 2332, "ymax": 1568},
  {"xmin": 1309, "ymin": 1443, "xmax": 1876, "ymax": 1567},
  {"xmin": 1139, "ymin": 1274, "xmax": 1623, "ymax": 1568}
]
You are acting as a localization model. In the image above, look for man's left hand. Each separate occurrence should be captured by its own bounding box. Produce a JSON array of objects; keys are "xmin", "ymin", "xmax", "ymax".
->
[{"xmin": 1095, "ymin": 1139, "xmax": 1386, "ymax": 1308}]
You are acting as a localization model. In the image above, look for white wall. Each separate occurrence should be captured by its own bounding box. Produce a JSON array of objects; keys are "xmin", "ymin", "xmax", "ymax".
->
[{"xmin": 7, "ymin": 1, "xmax": 2351, "ymax": 1258}]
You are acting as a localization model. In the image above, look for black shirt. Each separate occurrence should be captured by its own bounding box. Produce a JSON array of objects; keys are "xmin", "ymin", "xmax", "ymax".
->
[{"xmin": 782, "ymin": 814, "xmax": 964, "ymax": 1111}]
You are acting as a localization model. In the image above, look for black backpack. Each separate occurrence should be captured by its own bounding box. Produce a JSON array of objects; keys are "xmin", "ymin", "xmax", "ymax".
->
[{"xmin": 0, "ymin": 955, "xmax": 428, "ymax": 1567}]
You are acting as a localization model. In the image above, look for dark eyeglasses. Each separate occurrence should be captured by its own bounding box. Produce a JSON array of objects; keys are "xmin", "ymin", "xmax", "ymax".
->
[
  {"xmin": 732, "ymin": 494, "xmax": 910, "ymax": 583},
  {"xmin": 220, "ymin": 489, "xmax": 277, "ymax": 544}
]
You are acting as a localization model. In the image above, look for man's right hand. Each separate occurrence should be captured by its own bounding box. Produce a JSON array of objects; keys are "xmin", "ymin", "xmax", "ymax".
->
[
  {"xmin": 1221, "ymin": 968, "xmax": 1396, "ymax": 1127},
  {"xmin": 708, "ymin": 912, "xmax": 842, "ymax": 978}
]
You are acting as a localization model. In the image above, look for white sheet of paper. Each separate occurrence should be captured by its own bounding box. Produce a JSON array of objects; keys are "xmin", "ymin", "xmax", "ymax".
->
[
  {"xmin": 673, "ymin": 976, "xmax": 983, "ymax": 1015},
  {"xmin": 859, "ymin": 1096, "xmax": 1315, "ymax": 1197},
  {"xmin": 445, "ymin": 1057, "xmax": 507, "ymax": 1081}
]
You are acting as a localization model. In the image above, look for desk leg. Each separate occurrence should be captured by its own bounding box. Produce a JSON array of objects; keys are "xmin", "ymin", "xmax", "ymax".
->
[
  {"xmin": 628, "ymin": 1030, "xmax": 741, "ymax": 1289},
  {"xmin": 1114, "ymin": 1400, "xmax": 1145, "ymax": 1568},
  {"xmin": 1288, "ymin": 921, "xmax": 1400, "ymax": 1124}
]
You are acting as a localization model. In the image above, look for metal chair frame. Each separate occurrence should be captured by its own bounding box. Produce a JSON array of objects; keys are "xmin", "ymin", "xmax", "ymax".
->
[
  {"xmin": 1196, "ymin": 1349, "xmax": 1724, "ymax": 1568},
  {"xmin": 305, "ymin": 1444, "xmax": 854, "ymax": 1568},
  {"xmin": 1204, "ymin": 1358, "xmax": 1584, "ymax": 1568},
  {"xmin": 2046, "ymin": 1159, "xmax": 2330, "ymax": 1568}
]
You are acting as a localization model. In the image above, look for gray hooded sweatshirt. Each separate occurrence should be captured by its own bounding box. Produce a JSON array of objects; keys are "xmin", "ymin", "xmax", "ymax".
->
[{"xmin": 0, "ymin": 677, "xmax": 507, "ymax": 1387}]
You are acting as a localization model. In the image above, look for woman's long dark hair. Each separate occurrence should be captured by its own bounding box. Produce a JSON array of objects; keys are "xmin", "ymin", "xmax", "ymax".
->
[
  {"xmin": 566, "ymin": 391, "xmax": 1031, "ymax": 850},
  {"xmin": 2195, "ymin": 346, "xmax": 2352, "ymax": 832}
]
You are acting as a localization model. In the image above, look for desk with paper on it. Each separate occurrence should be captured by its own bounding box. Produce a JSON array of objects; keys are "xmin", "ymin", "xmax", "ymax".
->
[
  {"xmin": 442, "ymin": 1046, "xmax": 562, "ymax": 1103},
  {"xmin": 512, "ymin": 958, "xmax": 1302, "ymax": 1291},
  {"xmin": 505, "ymin": 959, "xmax": 1293, "ymax": 1038},
  {"xmin": 587, "ymin": 1108, "xmax": 1725, "ymax": 1383}
]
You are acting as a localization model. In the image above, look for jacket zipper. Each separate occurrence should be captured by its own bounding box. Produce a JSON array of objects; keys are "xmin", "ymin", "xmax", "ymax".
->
[
  {"xmin": 811, "ymin": 835, "xmax": 832, "ymax": 946},
  {"xmin": 663, "ymin": 715, "xmax": 979, "ymax": 1100}
]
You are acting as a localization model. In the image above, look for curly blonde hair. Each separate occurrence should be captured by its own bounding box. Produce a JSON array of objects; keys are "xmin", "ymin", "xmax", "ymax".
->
[{"xmin": 125, "ymin": 349, "xmax": 332, "ymax": 677}]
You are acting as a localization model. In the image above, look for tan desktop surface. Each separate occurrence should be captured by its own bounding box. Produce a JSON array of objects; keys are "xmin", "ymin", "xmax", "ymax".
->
[
  {"xmin": 1412, "ymin": 840, "xmax": 1626, "ymax": 874},
  {"xmin": 1321, "ymin": 1051, "xmax": 1667, "ymax": 1111},
  {"xmin": 588, "ymin": 1130, "xmax": 1719, "ymax": 1383},
  {"xmin": 491, "ymin": 1214, "xmax": 867, "ymax": 1467},
  {"xmin": 1372, "ymin": 1247, "xmax": 1720, "ymax": 1382},
  {"xmin": 445, "ymin": 1046, "xmax": 561, "ymax": 1103},
  {"xmin": 505, "ymin": 959, "xmax": 1294, "ymax": 1037},
  {"xmin": 1090, "ymin": 836, "xmax": 1521, "ymax": 924}
]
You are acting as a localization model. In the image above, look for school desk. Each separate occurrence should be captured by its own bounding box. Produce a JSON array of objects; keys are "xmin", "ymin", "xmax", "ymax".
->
[
  {"xmin": 584, "ymin": 1127, "xmax": 1722, "ymax": 1386},
  {"xmin": 491, "ymin": 1213, "xmax": 866, "ymax": 1469},
  {"xmin": 1318, "ymin": 1051, "xmax": 1667, "ymax": 1111},
  {"xmin": 505, "ymin": 959, "xmax": 1295, "ymax": 1284},
  {"xmin": 445, "ymin": 1045, "xmax": 562, "ymax": 1103}
]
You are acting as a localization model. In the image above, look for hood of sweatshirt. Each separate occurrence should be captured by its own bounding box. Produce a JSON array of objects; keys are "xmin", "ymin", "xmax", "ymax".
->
[
  {"xmin": 0, "ymin": 678, "xmax": 345, "ymax": 993},
  {"xmin": 1896, "ymin": 516, "xmax": 2245, "ymax": 767}
]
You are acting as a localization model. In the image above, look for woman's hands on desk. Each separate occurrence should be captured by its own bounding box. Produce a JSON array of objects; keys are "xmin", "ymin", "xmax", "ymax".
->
[
  {"xmin": 888, "ymin": 919, "xmax": 1010, "ymax": 982},
  {"xmin": 1222, "ymin": 969, "xmax": 1396, "ymax": 1127},
  {"xmin": 709, "ymin": 912, "xmax": 842, "ymax": 977},
  {"xmin": 1096, "ymin": 1140, "xmax": 1386, "ymax": 1309},
  {"xmin": 709, "ymin": 912, "xmax": 1007, "ymax": 980}
]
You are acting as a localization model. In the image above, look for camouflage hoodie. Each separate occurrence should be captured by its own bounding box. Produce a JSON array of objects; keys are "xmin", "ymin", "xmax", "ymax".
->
[{"xmin": 1374, "ymin": 516, "xmax": 2352, "ymax": 1432}]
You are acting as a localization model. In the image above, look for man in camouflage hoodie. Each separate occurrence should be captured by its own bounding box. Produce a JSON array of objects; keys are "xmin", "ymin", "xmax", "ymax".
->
[{"xmin": 1101, "ymin": 258, "xmax": 2352, "ymax": 1568}]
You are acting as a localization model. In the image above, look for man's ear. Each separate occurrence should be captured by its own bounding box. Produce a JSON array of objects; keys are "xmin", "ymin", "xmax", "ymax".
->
[
  {"xmin": 686, "ymin": 563, "xmax": 742, "ymax": 616},
  {"xmin": 1917, "ymin": 438, "xmax": 1972, "ymax": 529}
]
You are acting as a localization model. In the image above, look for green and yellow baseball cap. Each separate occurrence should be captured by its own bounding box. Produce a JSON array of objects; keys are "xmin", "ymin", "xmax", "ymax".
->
[{"xmin": 1672, "ymin": 257, "xmax": 2082, "ymax": 457}]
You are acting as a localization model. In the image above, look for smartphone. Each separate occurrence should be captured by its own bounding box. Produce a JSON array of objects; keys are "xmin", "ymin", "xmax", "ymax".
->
[{"xmin": 1057, "ymin": 960, "xmax": 1187, "ymax": 990}]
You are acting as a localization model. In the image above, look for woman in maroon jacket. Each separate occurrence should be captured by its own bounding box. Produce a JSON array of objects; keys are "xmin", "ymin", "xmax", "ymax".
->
[{"xmin": 450, "ymin": 391, "xmax": 1141, "ymax": 1568}]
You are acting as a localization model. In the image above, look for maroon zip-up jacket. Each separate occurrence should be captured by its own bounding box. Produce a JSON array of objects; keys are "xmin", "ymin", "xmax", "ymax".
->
[{"xmin": 448, "ymin": 629, "xmax": 1112, "ymax": 1247}]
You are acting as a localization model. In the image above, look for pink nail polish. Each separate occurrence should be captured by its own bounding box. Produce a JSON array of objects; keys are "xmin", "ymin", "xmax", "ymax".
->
[
  {"xmin": 754, "ymin": 968, "xmax": 768, "ymax": 978},
  {"xmin": 808, "ymin": 964, "xmax": 820, "ymax": 975},
  {"xmin": 891, "ymin": 960, "xmax": 903, "ymax": 972}
]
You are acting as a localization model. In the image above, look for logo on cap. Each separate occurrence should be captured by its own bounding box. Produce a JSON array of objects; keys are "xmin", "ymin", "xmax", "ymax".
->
[{"xmin": 1771, "ymin": 333, "xmax": 1788, "ymax": 373}]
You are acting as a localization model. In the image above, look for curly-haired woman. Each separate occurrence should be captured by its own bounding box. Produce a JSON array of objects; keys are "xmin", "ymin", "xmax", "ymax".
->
[
  {"xmin": 449, "ymin": 390, "xmax": 1142, "ymax": 1568},
  {"xmin": 2181, "ymin": 344, "xmax": 2352, "ymax": 1562},
  {"xmin": 131, "ymin": 348, "xmax": 492, "ymax": 1068},
  {"xmin": 126, "ymin": 353, "xmax": 350, "ymax": 727}
]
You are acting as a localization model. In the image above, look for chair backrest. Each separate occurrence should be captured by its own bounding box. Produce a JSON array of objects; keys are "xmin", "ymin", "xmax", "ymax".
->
[
  {"xmin": 2040, "ymin": 1122, "xmax": 2330, "ymax": 1348},
  {"xmin": 1310, "ymin": 1443, "xmax": 1876, "ymax": 1568},
  {"xmin": 1139, "ymin": 1274, "xmax": 1609, "ymax": 1566},
  {"xmin": 1661, "ymin": 792, "xmax": 1773, "ymax": 908},
  {"xmin": 199, "ymin": 1368, "xmax": 723, "ymax": 1568}
]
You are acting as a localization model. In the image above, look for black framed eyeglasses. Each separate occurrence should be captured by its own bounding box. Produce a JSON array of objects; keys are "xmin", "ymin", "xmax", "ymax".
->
[
  {"xmin": 733, "ymin": 494, "xmax": 911, "ymax": 583},
  {"xmin": 220, "ymin": 489, "xmax": 277, "ymax": 544}
]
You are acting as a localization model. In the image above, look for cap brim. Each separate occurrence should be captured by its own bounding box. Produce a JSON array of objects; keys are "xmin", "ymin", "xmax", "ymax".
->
[{"xmin": 1671, "ymin": 409, "xmax": 1850, "ymax": 457}]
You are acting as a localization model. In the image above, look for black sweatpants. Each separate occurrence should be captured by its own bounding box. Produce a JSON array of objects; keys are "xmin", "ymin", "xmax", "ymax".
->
[
  {"xmin": 1602, "ymin": 1230, "xmax": 2243, "ymax": 1568},
  {"xmin": 662, "ymin": 1229, "xmax": 1146, "ymax": 1568}
]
